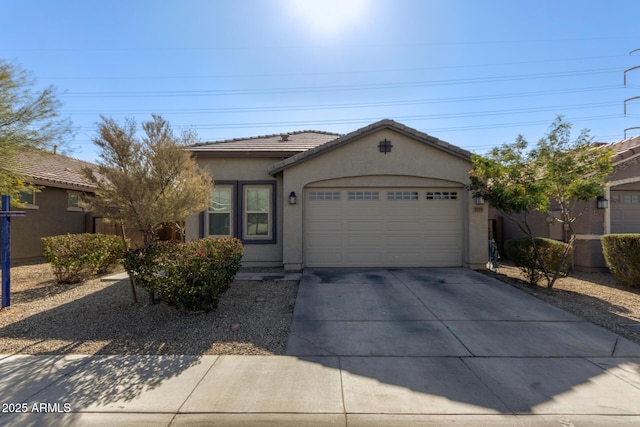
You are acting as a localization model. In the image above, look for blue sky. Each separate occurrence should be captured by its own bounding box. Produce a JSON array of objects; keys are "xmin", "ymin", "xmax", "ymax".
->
[{"xmin": 2, "ymin": 0, "xmax": 640, "ymax": 162}]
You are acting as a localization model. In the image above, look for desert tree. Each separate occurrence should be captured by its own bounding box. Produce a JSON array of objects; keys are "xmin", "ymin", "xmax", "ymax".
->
[
  {"xmin": 0, "ymin": 59, "xmax": 73, "ymax": 202},
  {"xmin": 469, "ymin": 116, "xmax": 614, "ymax": 289},
  {"xmin": 83, "ymin": 114, "xmax": 213, "ymax": 246}
]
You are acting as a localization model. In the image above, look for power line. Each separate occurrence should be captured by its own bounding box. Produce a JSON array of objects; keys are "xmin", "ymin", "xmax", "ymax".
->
[
  {"xmin": 61, "ymin": 85, "xmax": 619, "ymax": 116},
  {"xmin": 66, "ymin": 114, "xmax": 622, "ymax": 149},
  {"xmin": 170, "ymin": 112, "xmax": 621, "ymax": 131},
  {"xmin": 60, "ymin": 68, "xmax": 620, "ymax": 98},
  {"xmin": 68, "ymin": 107, "xmax": 622, "ymax": 134}
]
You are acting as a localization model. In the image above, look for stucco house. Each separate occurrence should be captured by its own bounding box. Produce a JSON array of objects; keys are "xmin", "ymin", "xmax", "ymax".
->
[
  {"xmin": 491, "ymin": 136, "xmax": 640, "ymax": 271},
  {"xmin": 185, "ymin": 119, "xmax": 488, "ymax": 271},
  {"xmin": 4, "ymin": 149, "xmax": 98, "ymax": 264}
]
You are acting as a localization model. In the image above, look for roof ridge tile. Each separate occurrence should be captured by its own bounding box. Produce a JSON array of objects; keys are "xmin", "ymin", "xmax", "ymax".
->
[{"xmin": 192, "ymin": 129, "xmax": 341, "ymax": 147}]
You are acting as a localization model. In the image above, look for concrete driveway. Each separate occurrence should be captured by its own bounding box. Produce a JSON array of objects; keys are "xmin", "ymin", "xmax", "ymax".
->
[{"xmin": 287, "ymin": 268, "xmax": 640, "ymax": 420}]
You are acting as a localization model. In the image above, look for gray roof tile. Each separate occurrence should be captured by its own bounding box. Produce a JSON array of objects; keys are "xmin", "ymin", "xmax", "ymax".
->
[
  {"xmin": 12, "ymin": 149, "xmax": 97, "ymax": 191},
  {"xmin": 189, "ymin": 130, "xmax": 341, "ymax": 155},
  {"xmin": 606, "ymin": 136, "xmax": 640, "ymax": 164}
]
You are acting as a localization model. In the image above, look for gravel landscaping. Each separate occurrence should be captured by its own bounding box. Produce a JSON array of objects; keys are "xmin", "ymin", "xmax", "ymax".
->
[
  {"xmin": 1, "ymin": 262, "xmax": 639, "ymax": 356},
  {"xmin": 484, "ymin": 263, "xmax": 640, "ymax": 344},
  {"xmin": 0, "ymin": 263, "xmax": 298, "ymax": 355}
]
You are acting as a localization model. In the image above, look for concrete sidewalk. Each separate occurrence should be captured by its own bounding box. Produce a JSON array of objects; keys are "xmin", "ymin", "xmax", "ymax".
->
[
  {"xmin": 2, "ymin": 353, "xmax": 640, "ymax": 426},
  {"xmin": 1, "ymin": 267, "xmax": 640, "ymax": 426}
]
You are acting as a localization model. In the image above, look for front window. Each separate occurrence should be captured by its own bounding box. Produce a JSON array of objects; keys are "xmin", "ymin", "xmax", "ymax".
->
[
  {"xmin": 19, "ymin": 189, "xmax": 35, "ymax": 205},
  {"xmin": 202, "ymin": 181, "xmax": 275, "ymax": 243},
  {"xmin": 68, "ymin": 191, "xmax": 81, "ymax": 209},
  {"xmin": 244, "ymin": 186, "xmax": 271, "ymax": 239},
  {"xmin": 208, "ymin": 187, "xmax": 233, "ymax": 236}
]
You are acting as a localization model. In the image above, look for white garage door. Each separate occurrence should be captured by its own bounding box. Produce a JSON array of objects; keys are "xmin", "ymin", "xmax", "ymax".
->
[
  {"xmin": 305, "ymin": 188, "xmax": 463, "ymax": 267},
  {"xmin": 611, "ymin": 191, "xmax": 640, "ymax": 233}
]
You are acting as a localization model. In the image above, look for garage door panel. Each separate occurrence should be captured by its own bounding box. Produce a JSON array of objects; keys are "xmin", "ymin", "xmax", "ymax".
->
[
  {"xmin": 305, "ymin": 188, "xmax": 463, "ymax": 267},
  {"xmin": 345, "ymin": 238, "xmax": 386, "ymax": 248},
  {"xmin": 306, "ymin": 251, "xmax": 344, "ymax": 264},
  {"xmin": 611, "ymin": 191, "xmax": 640, "ymax": 233},
  {"xmin": 384, "ymin": 236, "xmax": 424, "ymax": 246}
]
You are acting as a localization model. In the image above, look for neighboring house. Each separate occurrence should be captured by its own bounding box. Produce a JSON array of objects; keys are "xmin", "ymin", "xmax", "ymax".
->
[
  {"xmin": 491, "ymin": 136, "xmax": 640, "ymax": 271},
  {"xmin": 5, "ymin": 149, "xmax": 97, "ymax": 264},
  {"xmin": 185, "ymin": 119, "xmax": 488, "ymax": 271}
]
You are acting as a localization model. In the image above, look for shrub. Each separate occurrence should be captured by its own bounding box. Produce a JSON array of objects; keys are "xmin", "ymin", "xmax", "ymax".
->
[
  {"xmin": 504, "ymin": 237, "xmax": 573, "ymax": 285},
  {"xmin": 602, "ymin": 234, "xmax": 640, "ymax": 288},
  {"xmin": 41, "ymin": 233, "xmax": 125, "ymax": 283},
  {"xmin": 124, "ymin": 237, "xmax": 243, "ymax": 312}
]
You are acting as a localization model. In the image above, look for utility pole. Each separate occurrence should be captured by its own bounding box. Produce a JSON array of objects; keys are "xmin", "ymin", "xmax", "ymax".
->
[{"xmin": 624, "ymin": 49, "xmax": 640, "ymax": 139}]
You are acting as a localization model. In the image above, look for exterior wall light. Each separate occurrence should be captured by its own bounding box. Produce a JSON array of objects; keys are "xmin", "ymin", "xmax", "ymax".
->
[
  {"xmin": 289, "ymin": 192, "xmax": 297, "ymax": 205},
  {"xmin": 597, "ymin": 195, "xmax": 609, "ymax": 209}
]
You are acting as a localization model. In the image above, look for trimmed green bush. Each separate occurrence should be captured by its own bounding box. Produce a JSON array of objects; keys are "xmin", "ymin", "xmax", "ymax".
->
[
  {"xmin": 41, "ymin": 233, "xmax": 125, "ymax": 283},
  {"xmin": 602, "ymin": 234, "xmax": 640, "ymax": 288},
  {"xmin": 504, "ymin": 237, "xmax": 573, "ymax": 285},
  {"xmin": 124, "ymin": 237, "xmax": 243, "ymax": 312}
]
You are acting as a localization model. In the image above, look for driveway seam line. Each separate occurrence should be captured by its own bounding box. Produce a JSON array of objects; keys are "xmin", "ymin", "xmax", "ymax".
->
[
  {"xmin": 175, "ymin": 355, "xmax": 220, "ymax": 415},
  {"xmin": 386, "ymin": 268, "xmax": 440, "ymax": 320},
  {"xmin": 584, "ymin": 357, "xmax": 640, "ymax": 392},
  {"xmin": 337, "ymin": 356, "xmax": 347, "ymax": 421},
  {"xmin": 459, "ymin": 356, "xmax": 516, "ymax": 415},
  {"xmin": 388, "ymin": 269, "xmax": 477, "ymax": 357},
  {"xmin": 288, "ymin": 332, "xmax": 338, "ymax": 356}
]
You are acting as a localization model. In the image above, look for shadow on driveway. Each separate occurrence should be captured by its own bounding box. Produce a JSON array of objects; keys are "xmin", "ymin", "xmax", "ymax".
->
[{"xmin": 287, "ymin": 268, "xmax": 640, "ymax": 414}]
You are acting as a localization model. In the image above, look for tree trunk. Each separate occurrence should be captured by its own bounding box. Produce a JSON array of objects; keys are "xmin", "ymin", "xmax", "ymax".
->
[
  {"xmin": 513, "ymin": 212, "xmax": 551, "ymax": 286},
  {"xmin": 121, "ymin": 221, "xmax": 138, "ymax": 304}
]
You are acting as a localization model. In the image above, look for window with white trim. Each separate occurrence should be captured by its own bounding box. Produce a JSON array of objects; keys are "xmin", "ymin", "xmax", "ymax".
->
[
  {"xmin": 208, "ymin": 187, "xmax": 233, "ymax": 236},
  {"xmin": 18, "ymin": 189, "xmax": 37, "ymax": 208},
  {"xmin": 202, "ymin": 181, "xmax": 276, "ymax": 244},
  {"xmin": 426, "ymin": 191, "xmax": 457, "ymax": 200},
  {"xmin": 67, "ymin": 191, "xmax": 83, "ymax": 211},
  {"xmin": 244, "ymin": 186, "xmax": 272, "ymax": 239}
]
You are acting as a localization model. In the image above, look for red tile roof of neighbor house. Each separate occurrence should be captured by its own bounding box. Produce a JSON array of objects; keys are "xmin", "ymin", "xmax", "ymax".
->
[
  {"xmin": 606, "ymin": 136, "xmax": 640, "ymax": 164},
  {"xmin": 12, "ymin": 149, "xmax": 97, "ymax": 191},
  {"xmin": 188, "ymin": 130, "xmax": 341, "ymax": 156}
]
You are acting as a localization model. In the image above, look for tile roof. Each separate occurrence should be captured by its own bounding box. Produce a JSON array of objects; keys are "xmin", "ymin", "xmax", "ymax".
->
[
  {"xmin": 605, "ymin": 136, "xmax": 640, "ymax": 164},
  {"xmin": 11, "ymin": 149, "xmax": 97, "ymax": 191},
  {"xmin": 188, "ymin": 130, "xmax": 341, "ymax": 156},
  {"xmin": 269, "ymin": 119, "xmax": 472, "ymax": 175}
]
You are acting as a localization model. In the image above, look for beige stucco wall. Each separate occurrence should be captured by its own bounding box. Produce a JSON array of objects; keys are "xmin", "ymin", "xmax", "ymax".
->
[
  {"xmin": 306, "ymin": 175, "xmax": 461, "ymax": 188},
  {"xmin": 279, "ymin": 128, "xmax": 486, "ymax": 270},
  {"xmin": 573, "ymin": 239, "xmax": 607, "ymax": 272},
  {"xmin": 614, "ymin": 182, "xmax": 640, "ymax": 191},
  {"xmin": 611, "ymin": 155, "xmax": 640, "ymax": 183},
  {"xmin": 185, "ymin": 157, "xmax": 284, "ymax": 267},
  {"xmin": 8, "ymin": 187, "xmax": 88, "ymax": 264}
]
